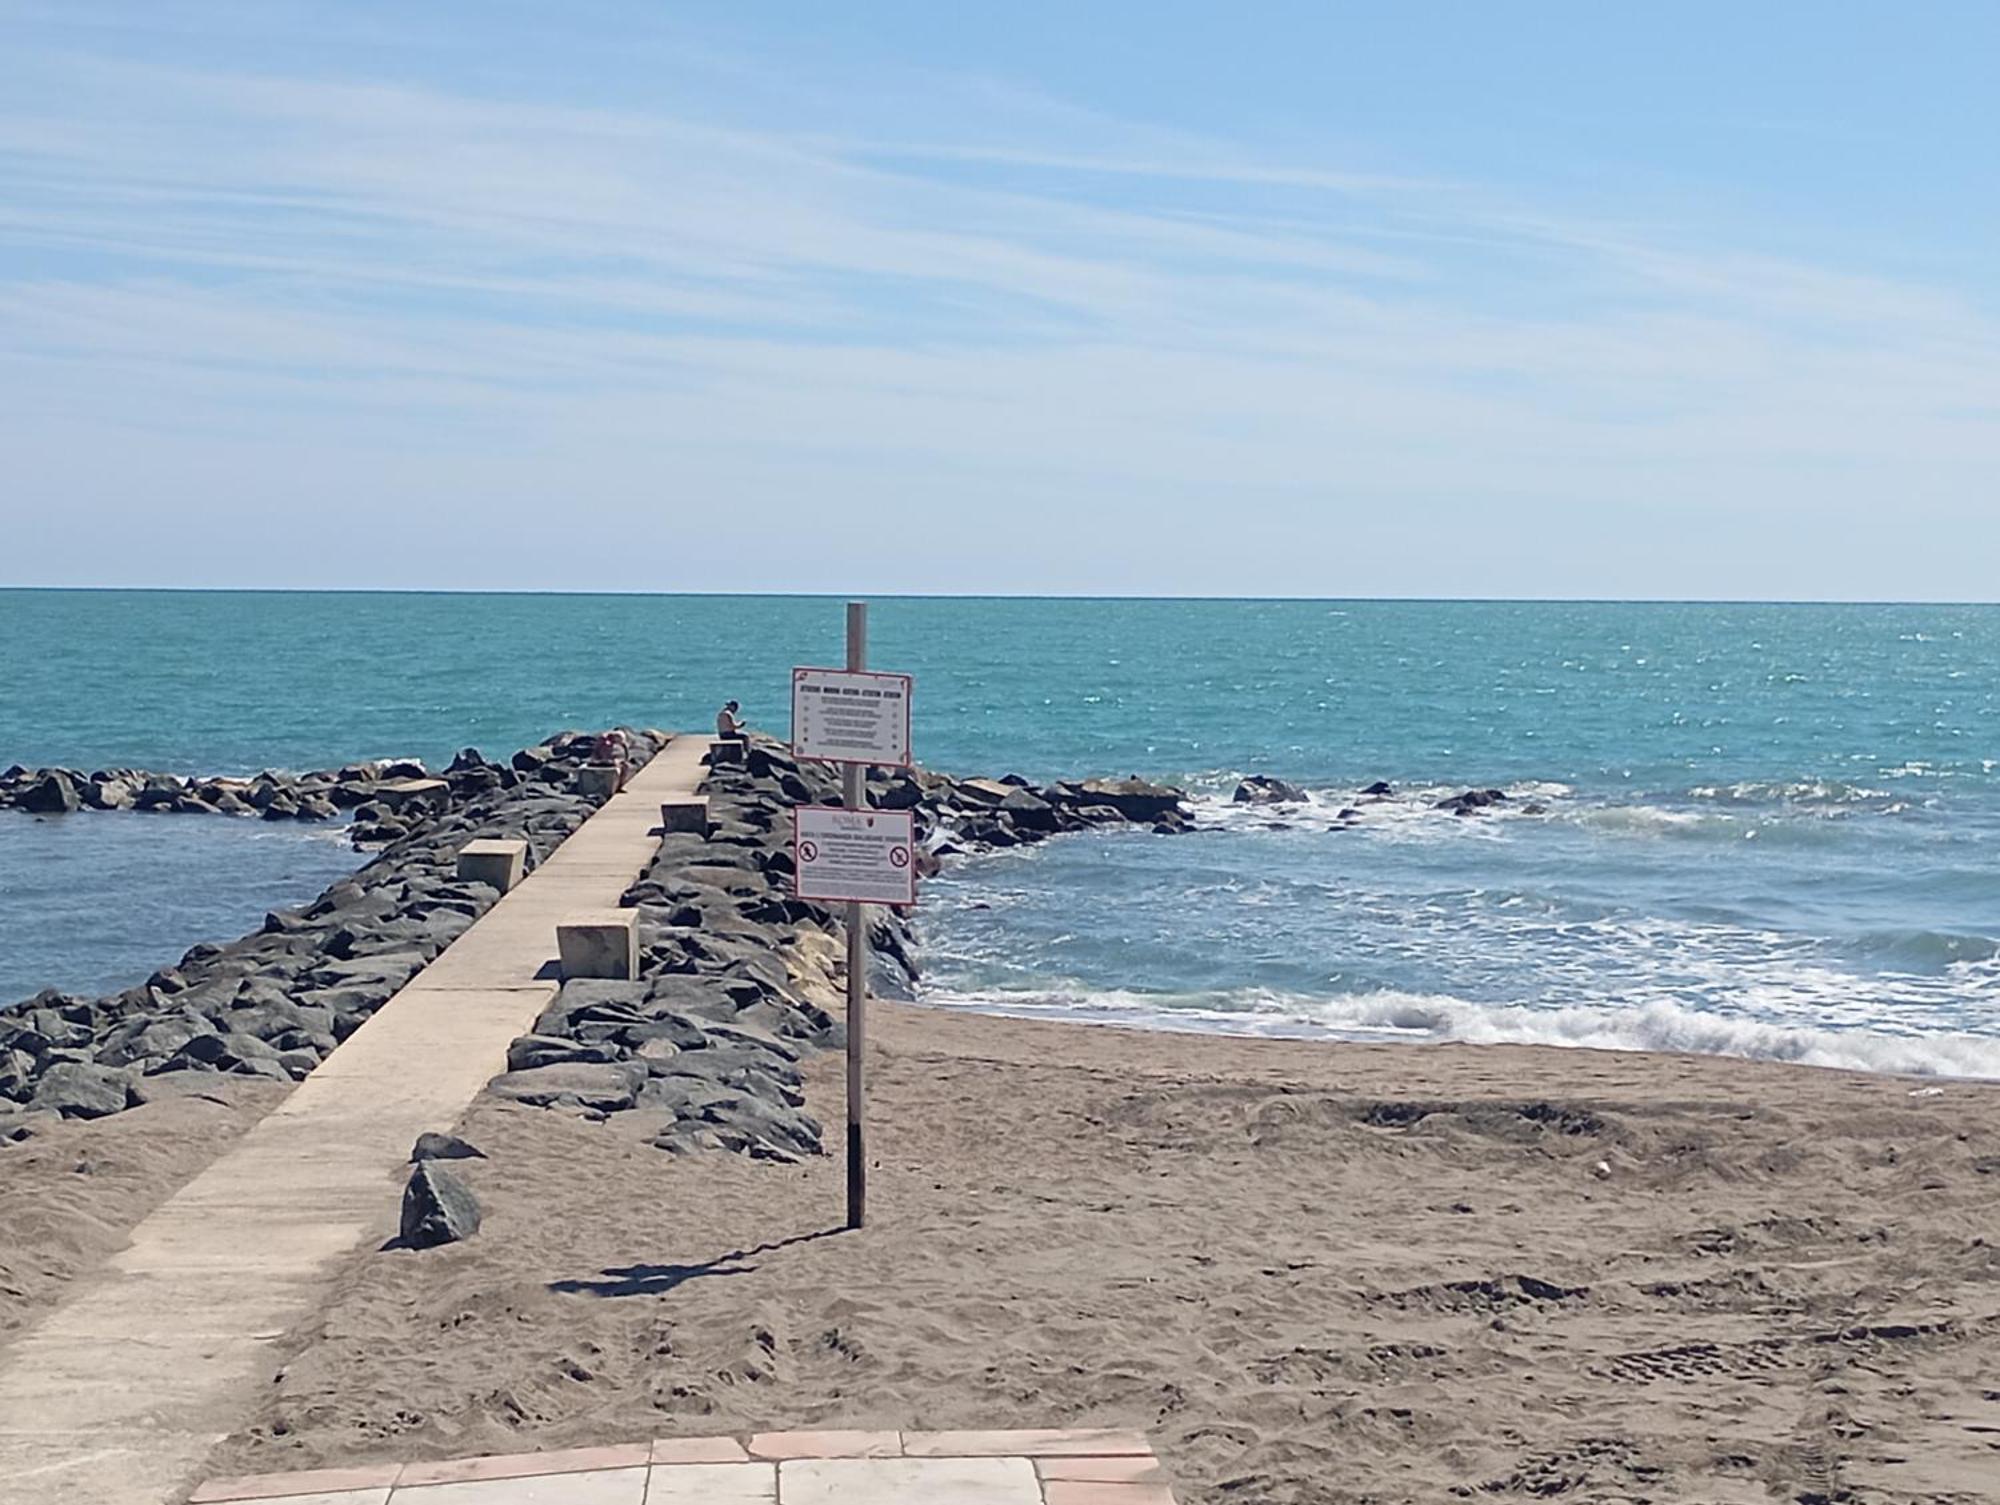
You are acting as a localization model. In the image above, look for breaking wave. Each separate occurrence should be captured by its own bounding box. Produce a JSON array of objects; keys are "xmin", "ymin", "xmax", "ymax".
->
[{"xmin": 918, "ymin": 983, "xmax": 2000, "ymax": 1080}]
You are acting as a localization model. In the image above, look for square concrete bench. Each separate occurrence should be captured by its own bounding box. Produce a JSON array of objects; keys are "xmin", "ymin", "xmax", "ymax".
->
[
  {"xmin": 706, "ymin": 737, "xmax": 746, "ymax": 765},
  {"xmin": 557, "ymin": 910, "xmax": 638, "ymax": 980},
  {"xmin": 660, "ymin": 795, "xmax": 711, "ymax": 836},
  {"xmin": 456, "ymin": 838, "xmax": 529, "ymax": 893},
  {"xmin": 575, "ymin": 764, "xmax": 623, "ymax": 801}
]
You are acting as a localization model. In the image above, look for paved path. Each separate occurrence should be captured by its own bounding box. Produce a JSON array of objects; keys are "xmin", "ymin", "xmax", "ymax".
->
[
  {"xmin": 0, "ymin": 738, "xmax": 711, "ymax": 1505},
  {"xmin": 188, "ymin": 1428, "xmax": 1174, "ymax": 1505}
]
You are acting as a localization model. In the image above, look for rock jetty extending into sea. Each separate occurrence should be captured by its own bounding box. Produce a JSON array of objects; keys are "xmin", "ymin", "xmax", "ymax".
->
[
  {"xmin": 0, "ymin": 736, "xmax": 638, "ymax": 847},
  {"xmin": 0, "ymin": 730, "xmax": 1191, "ymax": 1163}
]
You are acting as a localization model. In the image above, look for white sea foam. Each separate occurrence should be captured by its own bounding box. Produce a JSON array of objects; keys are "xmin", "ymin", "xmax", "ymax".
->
[
  {"xmin": 1183, "ymin": 780, "xmax": 1565, "ymax": 842},
  {"xmin": 918, "ymin": 983, "xmax": 2000, "ymax": 1080}
]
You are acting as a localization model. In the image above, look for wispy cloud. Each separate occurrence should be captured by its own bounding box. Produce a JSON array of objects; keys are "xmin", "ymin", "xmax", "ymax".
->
[{"xmin": 0, "ymin": 13, "xmax": 1995, "ymax": 594}]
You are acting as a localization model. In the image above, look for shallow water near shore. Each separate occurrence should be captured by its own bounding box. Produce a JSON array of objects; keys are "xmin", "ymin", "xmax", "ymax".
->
[
  {"xmin": 3, "ymin": 590, "xmax": 1996, "ymax": 1074},
  {"xmin": 0, "ymin": 810, "xmax": 362, "ymax": 1001}
]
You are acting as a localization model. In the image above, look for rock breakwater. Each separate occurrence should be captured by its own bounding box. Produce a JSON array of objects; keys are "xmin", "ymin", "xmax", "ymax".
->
[
  {"xmin": 0, "ymin": 727, "xmax": 1192, "ymax": 1165},
  {"xmin": 0, "ymin": 733, "xmax": 632, "ymax": 848},
  {"xmin": 0, "ymin": 730, "xmax": 667, "ymax": 1135},
  {"xmin": 484, "ymin": 738, "xmax": 1192, "ymax": 1161}
]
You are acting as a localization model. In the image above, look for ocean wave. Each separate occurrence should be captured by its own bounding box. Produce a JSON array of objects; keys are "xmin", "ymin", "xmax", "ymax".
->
[
  {"xmin": 917, "ymin": 984, "xmax": 2000, "ymax": 1080},
  {"xmin": 1849, "ymin": 928, "xmax": 2000, "ymax": 970},
  {"xmin": 1688, "ymin": 779, "xmax": 1892, "ymax": 806},
  {"xmin": 1569, "ymin": 804, "xmax": 1712, "ymax": 835},
  {"xmin": 1173, "ymin": 774, "xmax": 1945, "ymax": 847}
]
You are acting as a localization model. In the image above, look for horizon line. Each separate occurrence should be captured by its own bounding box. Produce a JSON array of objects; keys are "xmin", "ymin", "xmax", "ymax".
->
[{"xmin": 2, "ymin": 585, "xmax": 1997, "ymax": 608}]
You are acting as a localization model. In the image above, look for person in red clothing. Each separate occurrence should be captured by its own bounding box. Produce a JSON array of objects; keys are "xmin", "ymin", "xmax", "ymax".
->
[{"xmin": 589, "ymin": 728, "xmax": 630, "ymax": 791}]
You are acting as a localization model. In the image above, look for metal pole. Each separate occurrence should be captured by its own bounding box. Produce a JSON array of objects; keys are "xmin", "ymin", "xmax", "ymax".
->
[{"xmin": 843, "ymin": 600, "xmax": 868, "ymax": 1230}]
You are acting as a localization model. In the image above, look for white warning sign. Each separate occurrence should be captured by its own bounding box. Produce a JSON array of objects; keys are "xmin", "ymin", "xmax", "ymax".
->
[
  {"xmin": 791, "ymin": 667, "xmax": 913, "ymax": 767},
  {"xmin": 793, "ymin": 806, "xmax": 917, "ymax": 906}
]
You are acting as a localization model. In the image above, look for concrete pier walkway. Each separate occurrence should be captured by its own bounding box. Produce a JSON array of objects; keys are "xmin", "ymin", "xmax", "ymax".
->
[{"xmin": 0, "ymin": 737, "xmax": 712, "ymax": 1505}]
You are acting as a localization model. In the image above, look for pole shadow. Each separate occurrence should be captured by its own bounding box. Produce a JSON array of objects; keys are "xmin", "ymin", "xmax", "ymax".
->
[{"xmin": 547, "ymin": 1225, "xmax": 845, "ymax": 1298}]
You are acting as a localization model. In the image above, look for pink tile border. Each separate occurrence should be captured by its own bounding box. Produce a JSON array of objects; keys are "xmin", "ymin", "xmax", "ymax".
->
[
  {"xmin": 1036, "ymin": 1455, "xmax": 1168, "ymax": 1483},
  {"xmin": 904, "ymin": 1427, "xmax": 1154, "ymax": 1458},
  {"xmin": 650, "ymin": 1434, "xmax": 752, "ymax": 1464},
  {"xmin": 746, "ymin": 1428, "xmax": 903, "ymax": 1459},
  {"xmin": 189, "ymin": 1463, "xmax": 401, "ymax": 1502},
  {"xmin": 1043, "ymin": 1482, "xmax": 1178, "ymax": 1505},
  {"xmin": 395, "ymin": 1441, "xmax": 651, "ymax": 1485}
]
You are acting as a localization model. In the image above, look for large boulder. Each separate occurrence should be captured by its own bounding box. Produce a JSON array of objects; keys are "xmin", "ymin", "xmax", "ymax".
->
[
  {"xmin": 412, "ymin": 1130, "xmax": 485, "ymax": 1163},
  {"xmin": 998, "ymin": 788, "xmax": 1061, "ymax": 832},
  {"xmin": 1233, "ymin": 775, "xmax": 1307, "ymax": 805},
  {"xmin": 487, "ymin": 1060, "xmax": 647, "ymax": 1113},
  {"xmin": 94, "ymin": 1015, "xmax": 213, "ymax": 1069},
  {"xmin": 19, "ymin": 771, "xmax": 81, "ymax": 814},
  {"xmin": 399, "ymin": 1162, "xmax": 482, "ymax": 1248},
  {"xmin": 83, "ymin": 776, "xmax": 136, "ymax": 811},
  {"xmin": 1435, "ymin": 788, "xmax": 1508, "ymax": 816},
  {"xmin": 954, "ymin": 778, "xmax": 1016, "ymax": 807},
  {"xmin": 1066, "ymin": 778, "xmax": 1182, "ymax": 823},
  {"xmin": 29, "ymin": 1061, "xmax": 131, "ymax": 1119},
  {"xmin": 0, "ymin": 1047, "xmax": 37, "ymax": 1102}
]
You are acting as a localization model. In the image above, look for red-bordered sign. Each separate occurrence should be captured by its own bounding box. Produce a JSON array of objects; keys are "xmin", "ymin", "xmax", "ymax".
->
[
  {"xmin": 791, "ymin": 666, "xmax": 913, "ymax": 768},
  {"xmin": 793, "ymin": 805, "xmax": 917, "ymax": 906}
]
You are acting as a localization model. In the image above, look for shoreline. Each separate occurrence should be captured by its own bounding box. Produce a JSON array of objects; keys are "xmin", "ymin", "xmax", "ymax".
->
[
  {"xmin": 906, "ymin": 991, "xmax": 2000, "ymax": 1085},
  {"xmin": 200, "ymin": 998, "xmax": 2000, "ymax": 1502}
]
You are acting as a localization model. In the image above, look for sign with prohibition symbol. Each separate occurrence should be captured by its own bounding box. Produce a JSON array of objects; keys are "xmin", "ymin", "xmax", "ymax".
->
[{"xmin": 792, "ymin": 805, "xmax": 916, "ymax": 906}]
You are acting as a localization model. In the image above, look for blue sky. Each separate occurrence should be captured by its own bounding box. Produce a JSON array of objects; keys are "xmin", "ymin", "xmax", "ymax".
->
[{"xmin": 2, "ymin": 1, "xmax": 1995, "ymax": 597}]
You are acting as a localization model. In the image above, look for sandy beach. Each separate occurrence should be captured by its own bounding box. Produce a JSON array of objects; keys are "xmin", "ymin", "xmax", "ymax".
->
[{"xmin": 160, "ymin": 1004, "xmax": 2000, "ymax": 1504}]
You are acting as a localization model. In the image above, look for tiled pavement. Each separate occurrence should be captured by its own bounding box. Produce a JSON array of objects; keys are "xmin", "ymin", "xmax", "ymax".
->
[{"xmin": 188, "ymin": 1429, "xmax": 1176, "ymax": 1504}]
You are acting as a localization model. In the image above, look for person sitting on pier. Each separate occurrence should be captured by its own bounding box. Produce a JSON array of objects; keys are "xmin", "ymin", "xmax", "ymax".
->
[
  {"xmin": 715, "ymin": 699, "xmax": 745, "ymax": 739},
  {"xmin": 587, "ymin": 727, "xmax": 630, "ymax": 791}
]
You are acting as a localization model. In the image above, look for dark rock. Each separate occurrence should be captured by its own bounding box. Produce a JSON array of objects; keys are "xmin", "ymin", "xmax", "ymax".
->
[
  {"xmin": 83, "ymin": 776, "xmax": 136, "ymax": 811},
  {"xmin": 1069, "ymin": 777, "xmax": 1182, "ymax": 822},
  {"xmin": 94, "ymin": 1015, "xmax": 212, "ymax": 1069},
  {"xmin": 1233, "ymin": 775, "xmax": 1307, "ymax": 805},
  {"xmin": 488, "ymin": 1060, "xmax": 647, "ymax": 1113},
  {"xmin": 29, "ymin": 1061, "xmax": 131, "ymax": 1118},
  {"xmin": 504, "ymin": 1034, "xmax": 622, "ymax": 1071},
  {"xmin": 872, "ymin": 776, "xmax": 923, "ymax": 810},
  {"xmin": 306, "ymin": 952, "xmax": 426, "ymax": 993},
  {"xmin": 20, "ymin": 771, "xmax": 82, "ymax": 814},
  {"xmin": 954, "ymin": 778, "xmax": 1015, "ymax": 807},
  {"xmin": 999, "ymin": 788, "xmax": 1060, "ymax": 831},
  {"xmin": 1361, "ymin": 780, "xmax": 1394, "ymax": 796},
  {"xmin": 412, "ymin": 1130, "xmax": 485, "ymax": 1162},
  {"xmin": 0, "ymin": 1047, "xmax": 36, "ymax": 1102},
  {"xmin": 1435, "ymin": 788, "xmax": 1509, "ymax": 816},
  {"xmin": 399, "ymin": 1161, "xmax": 481, "ymax": 1248}
]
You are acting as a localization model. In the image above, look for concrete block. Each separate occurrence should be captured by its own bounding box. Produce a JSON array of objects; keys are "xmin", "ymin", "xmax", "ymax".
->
[
  {"xmin": 557, "ymin": 911, "xmax": 638, "ymax": 980},
  {"xmin": 375, "ymin": 777, "xmax": 451, "ymax": 814},
  {"xmin": 659, "ymin": 796, "xmax": 711, "ymax": 836},
  {"xmin": 456, "ymin": 838, "xmax": 528, "ymax": 893},
  {"xmin": 576, "ymin": 764, "xmax": 622, "ymax": 800},
  {"xmin": 706, "ymin": 737, "xmax": 746, "ymax": 765}
]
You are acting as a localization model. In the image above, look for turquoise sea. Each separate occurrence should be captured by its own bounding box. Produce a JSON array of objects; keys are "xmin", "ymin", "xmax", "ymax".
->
[{"xmin": 3, "ymin": 590, "xmax": 1997, "ymax": 1076}]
